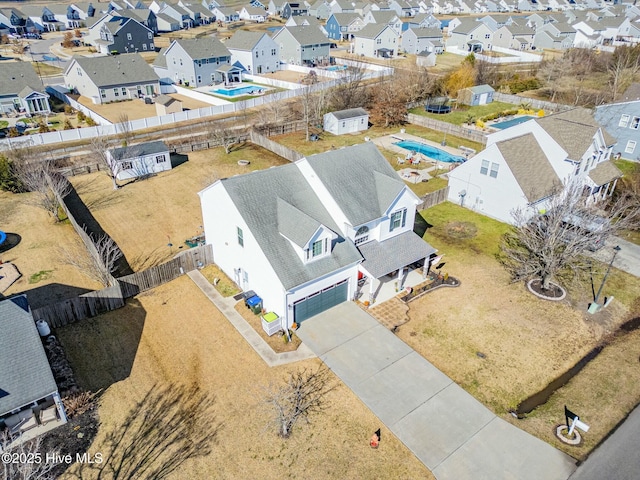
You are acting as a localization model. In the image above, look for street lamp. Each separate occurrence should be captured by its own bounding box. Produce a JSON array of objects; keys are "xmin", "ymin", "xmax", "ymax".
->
[{"xmin": 588, "ymin": 245, "xmax": 621, "ymax": 314}]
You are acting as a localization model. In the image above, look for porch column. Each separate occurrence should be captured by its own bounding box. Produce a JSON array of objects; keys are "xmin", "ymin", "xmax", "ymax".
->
[
  {"xmin": 397, "ymin": 267, "xmax": 404, "ymax": 290},
  {"xmin": 601, "ymin": 182, "xmax": 609, "ymax": 200},
  {"xmin": 53, "ymin": 392, "xmax": 68, "ymax": 423},
  {"xmin": 368, "ymin": 278, "xmax": 375, "ymax": 304},
  {"xmin": 423, "ymin": 256, "xmax": 429, "ymax": 279},
  {"xmin": 610, "ymin": 178, "xmax": 618, "ymax": 197}
]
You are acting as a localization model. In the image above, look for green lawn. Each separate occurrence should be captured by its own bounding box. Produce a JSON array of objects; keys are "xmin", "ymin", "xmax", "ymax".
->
[
  {"xmin": 409, "ymin": 101, "xmax": 517, "ymax": 125},
  {"xmin": 614, "ymin": 158, "xmax": 638, "ymax": 176}
]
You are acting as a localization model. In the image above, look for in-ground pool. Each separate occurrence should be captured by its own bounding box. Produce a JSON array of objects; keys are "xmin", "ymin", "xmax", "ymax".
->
[
  {"xmin": 210, "ymin": 85, "xmax": 265, "ymax": 97},
  {"xmin": 326, "ymin": 65, "xmax": 347, "ymax": 71},
  {"xmin": 492, "ymin": 116, "xmax": 534, "ymax": 130},
  {"xmin": 394, "ymin": 140, "xmax": 466, "ymax": 163}
]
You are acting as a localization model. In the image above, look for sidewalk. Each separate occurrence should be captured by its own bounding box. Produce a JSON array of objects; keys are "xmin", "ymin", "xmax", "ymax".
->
[{"xmin": 187, "ymin": 270, "xmax": 316, "ymax": 367}]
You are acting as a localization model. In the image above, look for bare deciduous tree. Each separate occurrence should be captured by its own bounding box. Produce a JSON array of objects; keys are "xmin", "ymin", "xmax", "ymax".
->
[
  {"xmin": 607, "ymin": 45, "xmax": 640, "ymax": 101},
  {"xmin": 328, "ymin": 61, "xmax": 370, "ymax": 111},
  {"xmin": 90, "ymin": 130, "xmax": 124, "ymax": 190},
  {"xmin": 1, "ymin": 431, "xmax": 60, "ymax": 480},
  {"xmin": 209, "ymin": 124, "xmax": 238, "ymax": 154},
  {"xmin": 262, "ymin": 366, "xmax": 336, "ymax": 438},
  {"xmin": 369, "ymin": 76, "xmax": 407, "ymax": 127},
  {"xmin": 499, "ymin": 180, "xmax": 640, "ymax": 291},
  {"xmin": 60, "ymin": 231, "xmax": 123, "ymax": 286}
]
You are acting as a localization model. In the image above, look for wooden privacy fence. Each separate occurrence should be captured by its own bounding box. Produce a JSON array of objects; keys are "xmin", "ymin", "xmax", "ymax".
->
[
  {"xmin": 32, "ymin": 284, "xmax": 125, "ymax": 328},
  {"xmin": 118, "ymin": 245, "xmax": 214, "ymax": 298},
  {"xmin": 249, "ymin": 129, "xmax": 303, "ymax": 162},
  {"xmin": 407, "ymin": 114, "xmax": 487, "ymax": 145},
  {"xmin": 418, "ymin": 186, "xmax": 450, "ymax": 210}
]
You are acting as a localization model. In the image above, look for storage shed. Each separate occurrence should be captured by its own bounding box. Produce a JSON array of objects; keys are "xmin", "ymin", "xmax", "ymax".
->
[
  {"xmin": 323, "ymin": 108, "xmax": 369, "ymax": 135},
  {"xmin": 155, "ymin": 94, "xmax": 183, "ymax": 116},
  {"xmin": 458, "ymin": 84, "xmax": 495, "ymax": 106},
  {"xmin": 107, "ymin": 140, "xmax": 172, "ymax": 181}
]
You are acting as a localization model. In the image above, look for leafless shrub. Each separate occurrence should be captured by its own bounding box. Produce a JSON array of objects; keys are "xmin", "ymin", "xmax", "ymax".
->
[
  {"xmin": 62, "ymin": 391, "xmax": 98, "ymax": 420},
  {"xmin": 0, "ymin": 431, "xmax": 60, "ymax": 480},
  {"xmin": 59, "ymin": 231, "xmax": 123, "ymax": 287}
]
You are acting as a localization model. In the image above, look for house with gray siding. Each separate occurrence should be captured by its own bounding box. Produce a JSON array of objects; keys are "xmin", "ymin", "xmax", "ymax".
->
[
  {"xmin": 94, "ymin": 16, "xmax": 154, "ymax": 54},
  {"xmin": 226, "ymin": 30, "xmax": 279, "ymax": 74},
  {"xmin": 401, "ymin": 26, "xmax": 443, "ymax": 53},
  {"xmin": 64, "ymin": 53, "xmax": 160, "ymax": 104},
  {"xmin": 158, "ymin": 37, "xmax": 232, "ymax": 86},
  {"xmin": 272, "ymin": 25, "xmax": 331, "ymax": 66},
  {"xmin": 594, "ymin": 84, "xmax": 640, "ymax": 160},
  {"xmin": 0, "ymin": 62, "xmax": 51, "ymax": 116}
]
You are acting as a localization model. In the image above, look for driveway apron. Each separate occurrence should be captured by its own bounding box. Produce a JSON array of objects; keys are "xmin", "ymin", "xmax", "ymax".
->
[{"xmin": 296, "ymin": 302, "xmax": 577, "ymax": 480}]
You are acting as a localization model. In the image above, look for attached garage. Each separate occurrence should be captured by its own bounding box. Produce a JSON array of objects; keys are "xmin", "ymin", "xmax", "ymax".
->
[{"xmin": 293, "ymin": 280, "xmax": 349, "ymax": 323}]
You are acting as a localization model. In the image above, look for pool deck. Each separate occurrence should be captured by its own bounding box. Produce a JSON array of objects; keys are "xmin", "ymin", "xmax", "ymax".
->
[{"xmin": 372, "ymin": 133, "xmax": 471, "ymax": 163}]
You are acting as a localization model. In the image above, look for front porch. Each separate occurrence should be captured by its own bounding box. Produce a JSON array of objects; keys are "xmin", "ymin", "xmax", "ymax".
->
[
  {"xmin": 356, "ymin": 266, "xmax": 427, "ymax": 305},
  {"xmin": 587, "ymin": 161, "xmax": 623, "ymax": 203}
]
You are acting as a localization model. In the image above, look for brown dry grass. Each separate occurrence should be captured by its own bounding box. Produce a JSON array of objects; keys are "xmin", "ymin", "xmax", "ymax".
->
[
  {"xmin": 69, "ymin": 143, "xmax": 290, "ymax": 270},
  {"xmin": 200, "ymin": 264, "xmax": 240, "ymax": 297},
  {"xmin": 0, "ymin": 191, "xmax": 103, "ymax": 307},
  {"xmin": 234, "ymin": 301, "xmax": 302, "ymax": 353},
  {"xmin": 57, "ymin": 277, "xmax": 433, "ymax": 479}
]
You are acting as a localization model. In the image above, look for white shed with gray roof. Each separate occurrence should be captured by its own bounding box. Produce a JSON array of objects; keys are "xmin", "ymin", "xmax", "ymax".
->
[
  {"xmin": 323, "ymin": 107, "xmax": 369, "ymax": 135},
  {"xmin": 107, "ymin": 140, "xmax": 171, "ymax": 181}
]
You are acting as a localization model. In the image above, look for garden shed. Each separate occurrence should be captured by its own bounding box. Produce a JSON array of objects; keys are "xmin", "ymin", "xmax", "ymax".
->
[
  {"xmin": 323, "ymin": 108, "xmax": 369, "ymax": 135},
  {"xmin": 107, "ymin": 140, "xmax": 172, "ymax": 181},
  {"xmin": 458, "ymin": 84, "xmax": 495, "ymax": 106}
]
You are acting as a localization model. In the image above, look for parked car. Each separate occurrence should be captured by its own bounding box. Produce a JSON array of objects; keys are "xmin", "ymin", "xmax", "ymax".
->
[{"xmin": 25, "ymin": 33, "xmax": 43, "ymax": 39}]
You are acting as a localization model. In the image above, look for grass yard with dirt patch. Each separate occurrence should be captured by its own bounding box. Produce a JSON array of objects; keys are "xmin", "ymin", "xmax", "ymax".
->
[
  {"xmin": 69, "ymin": 143, "xmax": 290, "ymax": 270},
  {"xmin": 56, "ymin": 276, "xmax": 433, "ymax": 480},
  {"xmin": 395, "ymin": 202, "xmax": 640, "ymax": 458},
  {"xmin": 0, "ymin": 191, "xmax": 103, "ymax": 308}
]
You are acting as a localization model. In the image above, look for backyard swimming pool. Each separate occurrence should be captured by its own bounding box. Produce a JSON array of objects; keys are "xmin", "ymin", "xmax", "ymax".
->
[
  {"xmin": 492, "ymin": 116, "xmax": 534, "ymax": 129},
  {"xmin": 326, "ymin": 65, "xmax": 347, "ymax": 71},
  {"xmin": 394, "ymin": 140, "xmax": 466, "ymax": 163},
  {"xmin": 210, "ymin": 85, "xmax": 265, "ymax": 97}
]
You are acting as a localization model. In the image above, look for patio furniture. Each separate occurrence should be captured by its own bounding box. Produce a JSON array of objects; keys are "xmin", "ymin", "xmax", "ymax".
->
[
  {"xmin": 39, "ymin": 407, "xmax": 58, "ymax": 425},
  {"xmin": 396, "ymin": 157, "xmax": 405, "ymax": 165}
]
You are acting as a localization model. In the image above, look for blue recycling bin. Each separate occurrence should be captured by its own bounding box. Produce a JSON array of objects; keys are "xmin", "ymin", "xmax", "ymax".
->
[{"xmin": 246, "ymin": 295, "xmax": 263, "ymax": 314}]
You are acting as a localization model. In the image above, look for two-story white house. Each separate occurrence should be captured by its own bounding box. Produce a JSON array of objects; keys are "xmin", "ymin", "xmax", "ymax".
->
[
  {"xmin": 353, "ymin": 23, "xmax": 400, "ymax": 58},
  {"xmin": 226, "ymin": 30, "xmax": 279, "ymax": 74},
  {"xmin": 199, "ymin": 142, "xmax": 435, "ymax": 330},
  {"xmin": 447, "ymin": 109, "xmax": 622, "ymax": 224}
]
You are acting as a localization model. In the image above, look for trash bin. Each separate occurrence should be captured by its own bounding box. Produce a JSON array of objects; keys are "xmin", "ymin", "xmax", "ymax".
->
[{"xmin": 246, "ymin": 295, "xmax": 262, "ymax": 314}]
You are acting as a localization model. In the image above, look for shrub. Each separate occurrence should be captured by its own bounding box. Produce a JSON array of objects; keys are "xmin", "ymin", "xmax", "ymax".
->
[
  {"xmin": 8, "ymin": 127, "xmax": 20, "ymax": 137},
  {"xmin": 0, "ymin": 155, "xmax": 22, "ymax": 192},
  {"xmin": 77, "ymin": 111, "xmax": 86, "ymax": 122},
  {"xmin": 64, "ymin": 104, "xmax": 74, "ymax": 115},
  {"xmin": 62, "ymin": 390, "xmax": 97, "ymax": 419},
  {"xmin": 63, "ymin": 118, "xmax": 73, "ymax": 130},
  {"xmin": 476, "ymin": 119, "xmax": 486, "ymax": 129},
  {"xmin": 86, "ymin": 117, "xmax": 96, "ymax": 126}
]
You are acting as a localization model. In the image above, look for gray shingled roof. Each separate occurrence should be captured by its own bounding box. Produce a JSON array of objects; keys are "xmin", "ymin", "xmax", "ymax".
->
[
  {"xmin": 536, "ymin": 108, "xmax": 616, "ymax": 159},
  {"xmin": 153, "ymin": 47, "xmax": 168, "ymax": 67},
  {"xmin": 69, "ymin": 53, "xmax": 159, "ymax": 88},
  {"xmin": 155, "ymin": 94, "xmax": 178, "ymax": 106},
  {"xmin": 468, "ymin": 84, "xmax": 495, "ymax": 94},
  {"xmin": 588, "ymin": 161, "xmax": 623, "ymax": 186},
  {"xmin": 330, "ymin": 107, "xmax": 368, "ymax": 120},
  {"xmin": 330, "ymin": 12, "xmax": 362, "ymax": 25},
  {"xmin": 275, "ymin": 25, "xmax": 330, "ymax": 45},
  {"xmin": 355, "ymin": 23, "xmax": 391, "ymax": 39},
  {"xmin": 496, "ymin": 133, "xmax": 560, "ymax": 203},
  {"xmin": 277, "ymin": 197, "xmax": 322, "ymax": 248},
  {"xmin": 173, "ymin": 37, "xmax": 230, "ymax": 60},
  {"xmin": 109, "ymin": 140, "xmax": 169, "ymax": 158},
  {"xmin": 225, "ymin": 30, "xmax": 266, "ymax": 51},
  {"xmin": 304, "ymin": 142, "xmax": 405, "ymax": 225},
  {"xmin": 0, "ymin": 296, "xmax": 58, "ymax": 416},
  {"xmin": 359, "ymin": 230, "xmax": 435, "ymax": 278},
  {"xmin": 619, "ymin": 83, "xmax": 640, "ymax": 102},
  {"xmin": 0, "ymin": 62, "xmax": 44, "ymax": 97},
  {"xmin": 451, "ymin": 17, "xmax": 486, "ymax": 34},
  {"xmin": 218, "ymin": 163, "xmax": 362, "ymax": 290},
  {"xmin": 407, "ymin": 27, "xmax": 442, "ymax": 38}
]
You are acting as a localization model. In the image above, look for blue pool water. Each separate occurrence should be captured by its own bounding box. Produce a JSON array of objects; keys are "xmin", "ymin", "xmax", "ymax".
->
[
  {"xmin": 210, "ymin": 85, "xmax": 265, "ymax": 97},
  {"xmin": 326, "ymin": 65, "xmax": 347, "ymax": 71},
  {"xmin": 492, "ymin": 116, "xmax": 534, "ymax": 130},
  {"xmin": 394, "ymin": 140, "xmax": 466, "ymax": 163}
]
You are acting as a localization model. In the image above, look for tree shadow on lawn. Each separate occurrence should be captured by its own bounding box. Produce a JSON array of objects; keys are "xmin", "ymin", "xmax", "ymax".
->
[
  {"xmin": 70, "ymin": 382, "xmax": 221, "ymax": 480},
  {"xmin": 63, "ymin": 184, "xmax": 133, "ymax": 277},
  {"xmin": 414, "ymin": 211, "xmax": 433, "ymax": 238},
  {"xmin": 55, "ymin": 298, "xmax": 146, "ymax": 392}
]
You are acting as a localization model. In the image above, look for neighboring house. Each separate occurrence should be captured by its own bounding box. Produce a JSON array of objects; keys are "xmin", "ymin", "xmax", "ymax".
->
[
  {"xmin": 401, "ymin": 26, "xmax": 443, "ymax": 53},
  {"xmin": 0, "ymin": 296, "xmax": 67, "ymax": 440},
  {"xmin": 353, "ymin": 23, "xmax": 399, "ymax": 58},
  {"xmin": 308, "ymin": 0, "xmax": 332, "ymax": 19},
  {"xmin": 492, "ymin": 22, "xmax": 535, "ymax": 50},
  {"xmin": 156, "ymin": 12, "xmax": 181, "ymax": 31},
  {"xmin": 447, "ymin": 17, "xmax": 495, "ymax": 52},
  {"xmin": 363, "ymin": 10, "xmax": 403, "ymax": 34},
  {"xmin": 73, "ymin": 2, "xmax": 97, "ymax": 22},
  {"xmin": 226, "ymin": 30, "xmax": 280, "ymax": 74},
  {"xmin": 282, "ymin": 1, "xmax": 308, "ymax": 18},
  {"xmin": 458, "ymin": 84, "xmax": 495, "ymax": 105},
  {"xmin": 19, "ymin": 5, "xmax": 65, "ymax": 32},
  {"xmin": 110, "ymin": 8, "xmax": 159, "ymax": 34},
  {"xmin": 0, "ymin": 62, "xmax": 51, "ymax": 116},
  {"xmin": 594, "ymin": 85, "xmax": 640, "ymax": 160},
  {"xmin": 238, "ymin": 5, "xmax": 267, "ymax": 22},
  {"xmin": 157, "ymin": 37, "xmax": 232, "ymax": 86},
  {"xmin": 46, "ymin": 4, "xmax": 84, "ymax": 29},
  {"xmin": 0, "ymin": 8, "xmax": 33, "ymax": 35},
  {"xmin": 64, "ymin": 53, "xmax": 161, "ymax": 104},
  {"xmin": 155, "ymin": 93, "xmax": 182, "ymax": 115},
  {"xmin": 323, "ymin": 107, "xmax": 369, "ymax": 134},
  {"xmin": 107, "ymin": 140, "xmax": 172, "ymax": 180},
  {"xmin": 198, "ymin": 142, "xmax": 436, "ymax": 329},
  {"xmin": 447, "ymin": 109, "xmax": 621, "ymax": 224},
  {"xmin": 178, "ymin": 0, "xmax": 215, "ymax": 25},
  {"xmin": 325, "ymin": 12, "xmax": 365, "ymax": 40},
  {"xmin": 93, "ymin": 17, "xmax": 155, "ymax": 54},
  {"xmin": 151, "ymin": 1, "xmax": 195, "ymax": 28},
  {"xmin": 267, "ymin": 0, "xmax": 286, "ymax": 15},
  {"xmin": 273, "ymin": 25, "xmax": 331, "ymax": 66},
  {"xmin": 212, "ymin": 6, "xmax": 240, "ymax": 22}
]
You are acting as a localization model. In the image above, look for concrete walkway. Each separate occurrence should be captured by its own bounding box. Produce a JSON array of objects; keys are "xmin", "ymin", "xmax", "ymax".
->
[
  {"xmin": 296, "ymin": 302, "xmax": 577, "ymax": 480},
  {"xmin": 187, "ymin": 270, "xmax": 316, "ymax": 367},
  {"xmin": 587, "ymin": 237, "xmax": 640, "ymax": 278}
]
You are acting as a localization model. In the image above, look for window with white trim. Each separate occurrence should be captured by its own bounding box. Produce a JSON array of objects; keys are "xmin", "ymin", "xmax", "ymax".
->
[
  {"xmin": 237, "ymin": 226, "xmax": 244, "ymax": 247},
  {"xmin": 619, "ymin": 114, "xmax": 630, "ymax": 127},
  {"xmin": 625, "ymin": 140, "xmax": 636, "ymax": 154},
  {"xmin": 354, "ymin": 225, "xmax": 369, "ymax": 245},
  {"xmin": 480, "ymin": 159, "xmax": 489, "ymax": 175},
  {"xmin": 148, "ymin": 32, "xmax": 153, "ymax": 39},
  {"xmin": 312, "ymin": 240, "xmax": 323, "ymax": 257},
  {"xmin": 113, "ymin": 88, "xmax": 119, "ymax": 97},
  {"xmin": 100, "ymin": 89, "xmax": 106, "ymax": 98},
  {"xmin": 390, "ymin": 208, "xmax": 407, "ymax": 232},
  {"xmin": 121, "ymin": 161, "xmax": 133, "ymax": 170},
  {"xmin": 489, "ymin": 162, "xmax": 499, "ymax": 178},
  {"xmin": 156, "ymin": 155, "xmax": 166, "ymax": 163},
  {"xmin": 127, "ymin": 33, "xmax": 132, "ymax": 40},
  {"xmin": 631, "ymin": 117, "xmax": 640, "ymax": 129}
]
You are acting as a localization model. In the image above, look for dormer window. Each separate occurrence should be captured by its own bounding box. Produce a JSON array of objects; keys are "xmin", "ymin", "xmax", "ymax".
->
[
  {"xmin": 312, "ymin": 240, "xmax": 324, "ymax": 257},
  {"xmin": 306, "ymin": 238, "xmax": 329, "ymax": 260},
  {"xmin": 354, "ymin": 225, "xmax": 369, "ymax": 245}
]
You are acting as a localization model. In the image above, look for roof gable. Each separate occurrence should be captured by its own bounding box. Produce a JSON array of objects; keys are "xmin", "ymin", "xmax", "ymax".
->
[{"xmin": 67, "ymin": 53, "xmax": 159, "ymax": 88}]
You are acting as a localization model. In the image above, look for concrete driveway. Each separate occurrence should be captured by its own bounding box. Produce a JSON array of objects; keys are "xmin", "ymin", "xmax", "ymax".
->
[
  {"xmin": 296, "ymin": 302, "xmax": 577, "ymax": 480},
  {"xmin": 588, "ymin": 237, "xmax": 640, "ymax": 278}
]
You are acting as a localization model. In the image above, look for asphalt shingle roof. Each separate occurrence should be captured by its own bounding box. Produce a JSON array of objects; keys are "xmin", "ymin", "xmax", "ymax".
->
[
  {"xmin": 109, "ymin": 140, "xmax": 169, "ymax": 158},
  {"xmin": 588, "ymin": 161, "xmax": 623, "ymax": 186},
  {"xmin": 330, "ymin": 107, "xmax": 368, "ymax": 120},
  {"xmin": 275, "ymin": 25, "xmax": 330, "ymax": 45},
  {"xmin": 225, "ymin": 30, "xmax": 266, "ymax": 51},
  {"xmin": 0, "ymin": 296, "xmax": 58, "ymax": 416},
  {"xmin": 0, "ymin": 62, "xmax": 44, "ymax": 97},
  {"xmin": 496, "ymin": 132, "xmax": 561, "ymax": 203},
  {"xmin": 173, "ymin": 37, "xmax": 230, "ymax": 60},
  {"xmin": 218, "ymin": 163, "xmax": 362, "ymax": 290},
  {"xmin": 355, "ymin": 22, "xmax": 391, "ymax": 39},
  {"xmin": 304, "ymin": 142, "xmax": 405, "ymax": 226},
  {"xmin": 359, "ymin": 230, "xmax": 436, "ymax": 278},
  {"xmin": 69, "ymin": 53, "xmax": 159, "ymax": 88}
]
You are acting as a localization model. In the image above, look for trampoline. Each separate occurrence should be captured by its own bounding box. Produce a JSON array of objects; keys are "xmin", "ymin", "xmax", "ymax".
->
[
  {"xmin": 0, "ymin": 231, "xmax": 6, "ymax": 247},
  {"xmin": 425, "ymin": 104, "xmax": 451, "ymax": 114}
]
